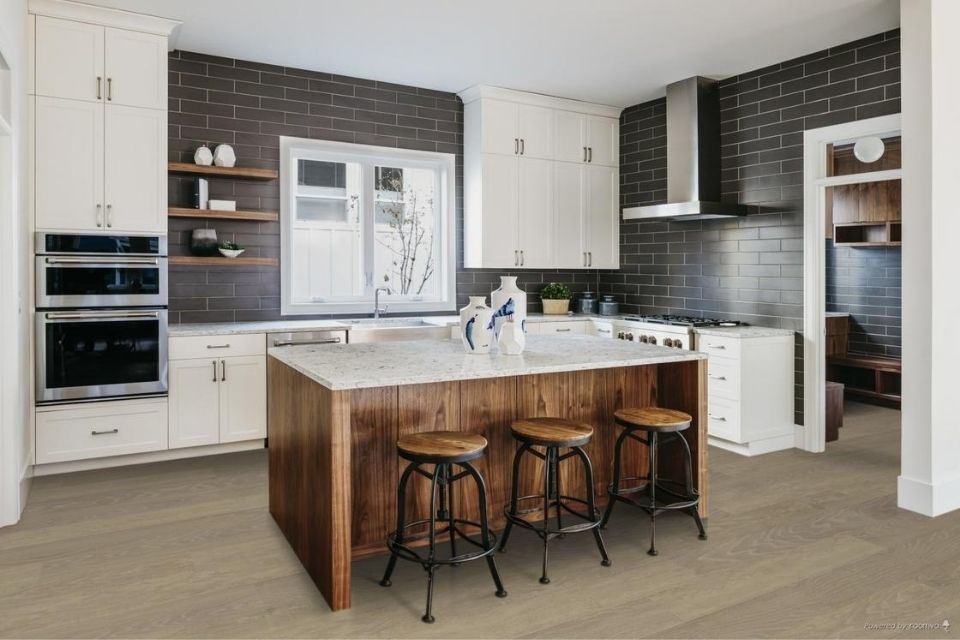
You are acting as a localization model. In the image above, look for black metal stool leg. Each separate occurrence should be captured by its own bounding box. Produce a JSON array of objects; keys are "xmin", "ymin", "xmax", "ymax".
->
[
  {"xmin": 647, "ymin": 431, "xmax": 658, "ymax": 557},
  {"xmin": 499, "ymin": 441, "xmax": 529, "ymax": 553},
  {"xmin": 572, "ymin": 445, "xmax": 611, "ymax": 567},
  {"xmin": 539, "ymin": 446, "xmax": 553, "ymax": 584},
  {"xmin": 421, "ymin": 464, "xmax": 442, "ymax": 623},
  {"xmin": 601, "ymin": 427, "xmax": 630, "ymax": 528},
  {"xmin": 381, "ymin": 461, "xmax": 417, "ymax": 587},
  {"xmin": 439, "ymin": 465, "xmax": 459, "ymax": 559},
  {"xmin": 553, "ymin": 447, "xmax": 564, "ymax": 534},
  {"xmin": 461, "ymin": 461, "xmax": 508, "ymax": 598},
  {"xmin": 674, "ymin": 431, "xmax": 707, "ymax": 540}
]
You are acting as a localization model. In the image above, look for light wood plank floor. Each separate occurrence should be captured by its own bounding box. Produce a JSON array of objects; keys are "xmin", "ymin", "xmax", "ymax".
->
[{"xmin": 3, "ymin": 402, "xmax": 958, "ymax": 639}]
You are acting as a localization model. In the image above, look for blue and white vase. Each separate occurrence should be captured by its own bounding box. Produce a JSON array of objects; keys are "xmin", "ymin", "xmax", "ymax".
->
[
  {"xmin": 497, "ymin": 320, "xmax": 526, "ymax": 355},
  {"xmin": 490, "ymin": 276, "xmax": 527, "ymax": 336},
  {"xmin": 460, "ymin": 296, "xmax": 494, "ymax": 354}
]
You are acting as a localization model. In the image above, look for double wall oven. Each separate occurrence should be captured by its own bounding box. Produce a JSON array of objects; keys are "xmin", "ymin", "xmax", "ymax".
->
[{"xmin": 35, "ymin": 233, "xmax": 169, "ymax": 404}]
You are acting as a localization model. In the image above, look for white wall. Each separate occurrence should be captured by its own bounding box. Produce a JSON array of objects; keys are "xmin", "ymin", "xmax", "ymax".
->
[
  {"xmin": 0, "ymin": 0, "xmax": 31, "ymax": 527},
  {"xmin": 899, "ymin": 0, "xmax": 960, "ymax": 516}
]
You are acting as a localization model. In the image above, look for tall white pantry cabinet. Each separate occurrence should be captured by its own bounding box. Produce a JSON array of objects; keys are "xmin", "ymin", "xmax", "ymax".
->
[
  {"xmin": 29, "ymin": 0, "xmax": 171, "ymax": 234},
  {"xmin": 460, "ymin": 86, "xmax": 621, "ymax": 270}
]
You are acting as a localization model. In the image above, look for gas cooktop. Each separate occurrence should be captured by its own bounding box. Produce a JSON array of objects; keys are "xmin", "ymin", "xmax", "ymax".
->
[{"xmin": 620, "ymin": 314, "xmax": 744, "ymax": 328}]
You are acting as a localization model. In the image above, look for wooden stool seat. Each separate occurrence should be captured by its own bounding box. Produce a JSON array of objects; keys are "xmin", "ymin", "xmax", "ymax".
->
[
  {"xmin": 397, "ymin": 431, "xmax": 487, "ymax": 463},
  {"xmin": 614, "ymin": 407, "xmax": 692, "ymax": 433},
  {"xmin": 510, "ymin": 417, "xmax": 593, "ymax": 447}
]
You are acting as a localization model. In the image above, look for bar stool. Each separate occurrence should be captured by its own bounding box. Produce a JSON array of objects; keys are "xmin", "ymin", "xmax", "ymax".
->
[
  {"xmin": 379, "ymin": 431, "xmax": 507, "ymax": 623},
  {"xmin": 600, "ymin": 407, "xmax": 706, "ymax": 556},
  {"xmin": 499, "ymin": 417, "xmax": 611, "ymax": 584}
]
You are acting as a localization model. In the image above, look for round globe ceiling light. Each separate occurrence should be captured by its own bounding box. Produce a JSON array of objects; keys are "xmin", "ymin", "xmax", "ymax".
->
[{"xmin": 853, "ymin": 136, "xmax": 885, "ymax": 163}]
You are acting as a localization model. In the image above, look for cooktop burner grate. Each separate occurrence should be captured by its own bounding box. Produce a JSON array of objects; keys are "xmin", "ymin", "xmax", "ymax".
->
[{"xmin": 621, "ymin": 314, "xmax": 744, "ymax": 328}]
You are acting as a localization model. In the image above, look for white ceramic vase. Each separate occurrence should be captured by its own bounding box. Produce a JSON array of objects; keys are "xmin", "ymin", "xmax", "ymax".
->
[
  {"xmin": 490, "ymin": 276, "xmax": 527, "ymax": 336},
  {"xmin": 497, "ymin": 320, "xmax": 526, "ymax": 355},
  {"xmin": 459, "ymin": 296, "xmax": 494, "ymax": 354},
  {"xmin": 213, "ymin": 144, "xmax": 237, "ymax": 168},
  {"xmin": 193, "ymin": 145, "xmax": 213, "ymax": 166}
]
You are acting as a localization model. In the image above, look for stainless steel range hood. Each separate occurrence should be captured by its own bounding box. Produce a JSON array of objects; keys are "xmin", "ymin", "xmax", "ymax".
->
[{"xmin": 622, "ymin": 76, "xmax": 751, "ymax": 221}]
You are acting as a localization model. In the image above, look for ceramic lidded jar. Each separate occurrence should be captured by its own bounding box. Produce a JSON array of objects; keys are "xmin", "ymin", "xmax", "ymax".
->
[
  {"xmin": 459, "ymin": 296, "xmax": 495, "ymax": 354},
  {"xmin": 213, "ymin": 144, "xmax": 237, "ymax": 168},
  {"xmin": 490, "ymin": 276, "xmax": 527, "ymax": 336},
  {"xmin": 194, "ymin": 145, "xmax": 213, "ymax": 166},
  {"xmin": 497, "ymin": 320, "xmax": 526, "ymax": 355}
]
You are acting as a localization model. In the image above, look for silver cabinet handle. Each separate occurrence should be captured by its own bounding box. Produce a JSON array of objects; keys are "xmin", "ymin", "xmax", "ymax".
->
[
  {"xmin": 220, "ymin": 359, "xmax": 226, "ymax": 382},
  {"xmin": 514, "ymin": 138, "xmax": 519, "ymax": 154},
  {"xmin": 583, "ymin": 146, "xmax": 587, "ymax": 162},
  {"xmin": 598, "ymin": 328, "xmax": 611, "ymax": 334},
  {"xmin": 588, "ymin": 147, "xmax": 593, "ymax": 163},
  {"xmin": 206, "ymin": 344, "xmax": 230, "ymax": 349},
  {"xmin": 582, "ymin": 252, "xmax": 586, "ymax": 266},
  {"xmin": 514, "ymin": 250, "xmax": 519, "ymax": 266},
  {"xmin": 107, "ymin": 77, "xmax": 112, "ymax": 101},
  {"xmin": 272, "ymin": 337, "xmax": 342, "ymax": 347},
  {"xmin": 588, "ymin": 251, "xmax": 592, "ymax": 267},
  {"xmin": 45, "ymin": 310, "xmax": 159, "ymax": 320},
  {"xmin": 96, "ymin": 203, "xmax": 102, "ymax": 227},
  {"xmin": 91, "ymin": 428, "xmax": 119, "ymax": 436},
  {"xmin": 520, "ymin": 250, "xmax": 524, "ymax": 266},
  {"xmin": 106, "ymin": 203, "xmax": 112, "ymax": 228},
  {"xmin": 520, "ymin": 138, "xmax": 525, "ymax": 155},
  {"xmin": 709, "ymin": 414, "xmax": 727, "ymax": 422},
  {"xmin": 212, "ymin": 360, "xmax": 218, "ymax": 382},
  {"xmin": 709, "ymin": 375, "xmax": 727, "ymax": 381},
  {"xmin": 96, "ymin": 76, "xmax": 102, "ymax": 100},
  {"xmin": 556, "ymin": 328, "xmax": 571, "ymax": 332},
  {"xmin": 707, "ymin": 343, "xmax": 726, "ymax": 350},
  {"xmin": 44, "ymin": 257, "xmax": 159, "ymax": 265}
]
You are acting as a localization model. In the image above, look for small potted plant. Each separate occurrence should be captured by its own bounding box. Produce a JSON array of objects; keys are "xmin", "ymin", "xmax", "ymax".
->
[
  {"xmin": 218, "ymin": 240, "xmax": 245, "ymax": 258},
  {"xmin": 540, "ymin": 282, "xmax": 572, "ymax": 315}
]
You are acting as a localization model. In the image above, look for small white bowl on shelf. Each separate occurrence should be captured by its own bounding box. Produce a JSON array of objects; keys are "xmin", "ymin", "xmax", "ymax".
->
[{"xmin": 218, "ymin": 247, "xmax": 245, "ymax": 258}]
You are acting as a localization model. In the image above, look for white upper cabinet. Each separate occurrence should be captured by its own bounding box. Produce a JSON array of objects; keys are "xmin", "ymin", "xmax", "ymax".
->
[
  {"xmin": 35, "ymin": 16, "xmax": 104, "ymax": 103},
  {"xmin": 105, "ymin": 105, "xmax": 167, "ymax": 232},
  {"xmin": 460, "ymin": 85, "xmax": 620, "ymax": 269},
  {"xmin": 104, "ymin": 28, "xmax": 168, "ymax": 109}
]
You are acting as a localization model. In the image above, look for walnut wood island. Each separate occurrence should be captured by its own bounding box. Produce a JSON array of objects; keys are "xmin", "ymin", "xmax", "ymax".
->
[{"xmin": 267, "ymin": 335, "xmax": 708, "ymax": 611}]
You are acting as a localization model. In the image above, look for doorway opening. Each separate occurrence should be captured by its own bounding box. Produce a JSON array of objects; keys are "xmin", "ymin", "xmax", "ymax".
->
[{"xmin": 802, "ymin": 114, "xmax": 902, "ymax": 456}]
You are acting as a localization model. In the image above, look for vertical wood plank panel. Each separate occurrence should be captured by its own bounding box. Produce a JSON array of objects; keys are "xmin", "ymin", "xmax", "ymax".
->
[{"xmin": 349, "ymin": 386, "xmax": 398, "ymax": 552}]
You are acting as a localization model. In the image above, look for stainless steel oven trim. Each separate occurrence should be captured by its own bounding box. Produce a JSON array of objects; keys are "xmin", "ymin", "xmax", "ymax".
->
[
  {"xmin": 35, "ymin": 256, "xmax": 168, "ymax": 309},
  {"xmin": 35, "ymin": 232, "xmax": 168, "ymax": 256},
  {"xmin": 36, "ymin": 308, "xmax": 169, "ymax": 403}
]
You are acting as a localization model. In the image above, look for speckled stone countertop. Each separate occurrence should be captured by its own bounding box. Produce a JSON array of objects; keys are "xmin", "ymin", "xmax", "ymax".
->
[
  {"xmin": 268, "ymin": 334, "xmax": 705, "ymax": 390},
  {"xmin": 693, "ymin": 326, "xmax": 796, "ymax": 338}
]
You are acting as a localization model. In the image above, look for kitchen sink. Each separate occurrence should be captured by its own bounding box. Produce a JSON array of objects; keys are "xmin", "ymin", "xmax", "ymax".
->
[
  {"xmin": 347, "ymin": 318, "xmax": 452, "ymax": 343},
  {"xmin": 345, "ymin": 318, "xmax": 433, "ymax": 328}
]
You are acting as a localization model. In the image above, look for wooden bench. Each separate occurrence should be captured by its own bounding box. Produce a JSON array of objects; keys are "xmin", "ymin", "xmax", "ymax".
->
[{"xmin": 826, "ymin": 354, "xmax": 901, "ymax": 409}]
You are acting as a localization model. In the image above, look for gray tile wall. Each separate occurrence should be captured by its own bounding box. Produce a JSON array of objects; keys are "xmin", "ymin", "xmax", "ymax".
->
[
  {"xmin": 167, "ymin": 50, "xmax": 596, "ymax": 323},
  {"xmin": 825, "ymin": 240, "xmax": 901, "ymax": 357},
  {"xmin": 606, "ymin": 29, "xmax": 900, "ymax": 422}
]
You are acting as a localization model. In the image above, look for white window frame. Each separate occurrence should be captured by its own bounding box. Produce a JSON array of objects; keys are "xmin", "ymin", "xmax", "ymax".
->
[{"xmin": 280, "ymin": 137, "xmax": 457, "ymax": 316}]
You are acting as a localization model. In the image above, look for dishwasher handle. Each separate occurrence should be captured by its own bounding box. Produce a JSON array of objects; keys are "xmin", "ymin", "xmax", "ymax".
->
[{"xmin": 272, "ymin": 337, "xmax": 343, "ymax": 347}]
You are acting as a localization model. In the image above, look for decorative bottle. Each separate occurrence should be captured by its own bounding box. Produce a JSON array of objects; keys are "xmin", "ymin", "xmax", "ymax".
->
[
  {"xmin": 459, "ymin": 296, "xmax": 494, "ymax": 354},
  {"xmin": 490, "ymin": 276, "xmax": 527, "ymax": 336},
  {"xmin": 497, "ymin": 319, "xmax": 526, "ymax": 355}
]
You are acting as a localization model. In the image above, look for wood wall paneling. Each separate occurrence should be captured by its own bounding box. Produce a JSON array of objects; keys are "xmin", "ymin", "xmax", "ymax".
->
[{"xmin": 349, "ymin": 386, "xmax": 399, "ymax": 555}]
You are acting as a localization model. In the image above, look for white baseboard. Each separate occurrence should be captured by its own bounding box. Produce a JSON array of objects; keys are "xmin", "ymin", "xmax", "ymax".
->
[
  {"xmin": 709, "ymin": 431, "xmax": 796, "ymax": 457},
  {"xmin": 32, "ymin": 440, "xmax": 265, "ymax": 476},
  {"xmin": 898, "ymin": 474, "xmax": 960, "ymax": 517}
]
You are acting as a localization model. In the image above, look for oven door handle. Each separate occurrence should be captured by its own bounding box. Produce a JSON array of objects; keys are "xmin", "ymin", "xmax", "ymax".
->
[
  {"xmin": 44, "ymin": 311, "xmax": 161, "ymax": 320},
  {"xmin": 43, "ymin": 257, "xmax": 161, "ymax": 265}
]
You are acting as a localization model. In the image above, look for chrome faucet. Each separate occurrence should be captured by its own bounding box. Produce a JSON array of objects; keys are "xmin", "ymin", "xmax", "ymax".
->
[{"xmin": 374, "ymin": 287, "xmax": 392, "ymax": 319}]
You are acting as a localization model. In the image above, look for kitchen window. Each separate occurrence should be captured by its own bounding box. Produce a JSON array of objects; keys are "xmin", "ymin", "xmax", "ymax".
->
[{"xmin": 280, "ymin": 138, "xmax": 456, "ymax": 315}]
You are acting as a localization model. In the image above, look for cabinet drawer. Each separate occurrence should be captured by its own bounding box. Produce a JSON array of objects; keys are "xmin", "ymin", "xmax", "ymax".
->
[
  {"xmin": 707, "ymin": 359, "xmax": 740, "ymax": 399},
  {"xmin": 538, "ymin": 321, "xmax": 587, "ymax": 335},
  {"xmin": 169, "ymin": 333, "xmax": 265, "ymax": 360},
  {"xmin": 698, "ymin": 334, "xmax": 741, "ymax": 359},
  {"xmin": 590, "ymin": 321, "xmax": 615, "ymax": 338},
  {"xmin": 706, "ymin": 396, "xmax": 741, "ymax": 443},
  {"xmin": 36, "ymin": 398, "xmax": 167, "ymax": 464}
]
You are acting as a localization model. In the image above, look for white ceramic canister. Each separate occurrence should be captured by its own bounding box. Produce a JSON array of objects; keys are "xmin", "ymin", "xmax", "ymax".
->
[
  {"xmin": 490, "ymin": 276, "xmax": 527, "ymax": 335},
  {"xmin": 459, "ymin": 296, "xmax": 494, "ymax": 354},
  {"xmin": 497, "ymin": 320, "xmax": 526, "ymax": 355}
]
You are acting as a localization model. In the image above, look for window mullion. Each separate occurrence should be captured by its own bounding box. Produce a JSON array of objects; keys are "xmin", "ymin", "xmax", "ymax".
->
[{"xmin": 361, "ymin": 159, "xmax": 376, "ymax": 298}]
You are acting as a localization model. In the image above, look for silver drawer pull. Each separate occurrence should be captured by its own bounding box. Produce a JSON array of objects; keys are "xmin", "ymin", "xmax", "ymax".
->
[
  {"xmin": 708, "ymin": 414, "xmax": 727, "ymax": 422},
  {"xmin": 709, "ymin": 375, "xmax": 727, "ymax": 381},
  {"xmin": 206, "ymin": 344, "xmax": 230, "ymax": 349},
  {"xmin": 707, "ymin": 343, "xmax": 726, "ymax": 349},
  {"xmin": 556, "ymin": 328, "xmax": 571, "ymax": 332},
  {"xmin": 598, "ymin": 329, "xmax": 611, "ymax": 334},
  {"xmin": 91, "ymin": 428, "xmax": 119, "ymax": 436},
  {"xmin": 272, "ymin": 338, "xmax": 342, "ymax": 347}
]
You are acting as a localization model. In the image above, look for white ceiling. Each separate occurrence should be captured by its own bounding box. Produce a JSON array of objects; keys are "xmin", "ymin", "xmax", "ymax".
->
[{"xmin": 81, "ymin": 0, "xmax": 899, "ymax": 107}]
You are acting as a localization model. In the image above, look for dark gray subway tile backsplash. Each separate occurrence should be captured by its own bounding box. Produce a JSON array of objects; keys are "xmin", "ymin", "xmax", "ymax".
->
[{"xmin": 167, "ymin": 51, "xmax": 596, "ymax": 323}]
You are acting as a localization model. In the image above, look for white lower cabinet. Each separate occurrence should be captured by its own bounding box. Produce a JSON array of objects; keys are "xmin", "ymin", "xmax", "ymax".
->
[
  {"xmin": 696, "ymin": 330, "xmax": 795, "ymax": 456},
  {"xmin": 36, "ymin": 397, "xmax": 167, "ymax": 464},
  {"xmin": 537, "ymin": 320, "xmax": 589, "ymax": 335},
  {"xmin": 168, "ymin": 337, "xmax": 267, "ymax": 450}
]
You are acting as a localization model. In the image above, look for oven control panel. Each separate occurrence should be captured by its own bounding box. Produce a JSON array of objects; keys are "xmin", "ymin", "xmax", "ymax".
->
[{"xmin": 613, "ymin": 322, "xmax": 690, "ymax": 349}]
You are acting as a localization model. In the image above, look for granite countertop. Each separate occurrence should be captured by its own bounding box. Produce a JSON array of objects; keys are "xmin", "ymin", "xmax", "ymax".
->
[
  {"xmin": 825, "ymin": 312, "xmax": 850, "ymax": 318},
  {"xmin": 693, "ymin": 326, "xmax": 796, "ymax": 338},
  {"xmin": 268, "ymin": 334, "xmax": 705, "ymax": 390}
]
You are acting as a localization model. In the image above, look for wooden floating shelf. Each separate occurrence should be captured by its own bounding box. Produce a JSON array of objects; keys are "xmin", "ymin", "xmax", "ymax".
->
[
  {"xmin": 169, "ymin": 255, "xmax": 278, "ymax": 267},
  {"xmin": 168, "ymin": 207, "xmax": 278, "ymax": 222},
  {"xmin": 168, "ymin": 162, "xmax": 278, "ymax": 180}
]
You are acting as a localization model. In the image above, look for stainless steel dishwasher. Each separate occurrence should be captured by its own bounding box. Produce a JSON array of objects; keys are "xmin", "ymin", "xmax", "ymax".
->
[{"xmin": 267, "ymin": 329, "xmax": 347, "ymax": 349}]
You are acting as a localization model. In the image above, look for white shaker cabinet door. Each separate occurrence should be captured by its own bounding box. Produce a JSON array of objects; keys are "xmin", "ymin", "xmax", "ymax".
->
[
  {"xmin": 104, "ymin": 28, "xmax": 168, "ymax": 110},
  {"xmin": 586, "ymin": 116, "xmax": 619, "ymax": 167},
  {"xmin": 554, "ymin": 162, "xmax": 585, "ymax": 268},
  {"xmin": 517, "ymin": 157, "xmax": 554, "ymax": 269},
  {"xmin": 517, "ymin": 104, "xmax": 554, "ymax": 160},
  {"xmin": 585, "ymin": 164, "xmax": 619, "ymax": 269},
  {"xmin": 554, "ymin": 110, "xmax": 585, "ymax": 164},
  {"xmin": 34, "ymin": 16, "xmax": 104, "ymax": 103},
  {"xmin": 479, "ymin": 153, "xmax": 519, "ymax": 267},
  {"xmin": 35, "ymin": 97, "xmax": 104, "ymax": 232},
  {"xmin": 218, "ymin": 356, "xmax": 267, "ymax": 443},
  {"xmin": 104, "ymin": 104, "xmax": 167, "ymax": 232},
  {"xmin": 480, "ymin": 99, "xmax": 518, "ymax": 156},
  {"xmin": 168, "ymin": 359, "xmax": 220, "ymax": 449}
]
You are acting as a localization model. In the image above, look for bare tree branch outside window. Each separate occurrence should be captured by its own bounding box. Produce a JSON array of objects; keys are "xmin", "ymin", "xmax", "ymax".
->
[{"xmin": 375, "ymin": 172, "xmax": 436, "ymax": 295}]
